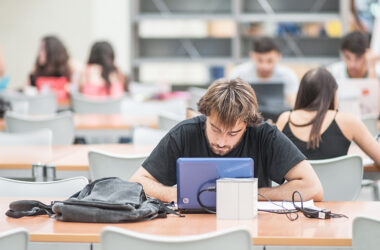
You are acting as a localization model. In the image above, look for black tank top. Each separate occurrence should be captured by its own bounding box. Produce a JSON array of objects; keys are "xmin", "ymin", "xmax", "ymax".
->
[{"xmin": 282, "ymin": 112, "xmax": 351, "ymax": 160}]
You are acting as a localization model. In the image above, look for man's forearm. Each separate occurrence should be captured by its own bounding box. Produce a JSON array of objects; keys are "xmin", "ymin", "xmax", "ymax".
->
[
  {"xmin": 258, "ymin": 179, "xmax": 322, "ymax": 202},
  {"xmin": 132, "ymin": 176, "xmax": 177, "ymax": 203}
]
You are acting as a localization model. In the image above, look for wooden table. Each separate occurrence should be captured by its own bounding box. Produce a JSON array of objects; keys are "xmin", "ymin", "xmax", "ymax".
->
[
  {"xmin": 0, "ymin": 144, "xmax": 154, "ymax": 179},
  {"xmin": 1, "ymin": 198, "xmax": 380, "ymax": 248},
  {"xmin": 0, "ymin": 114, "xmax": 158, "ymax": 131},
  {"xmin": 50, "ymin": 144, "xmax": 154, "ymax": 171}
]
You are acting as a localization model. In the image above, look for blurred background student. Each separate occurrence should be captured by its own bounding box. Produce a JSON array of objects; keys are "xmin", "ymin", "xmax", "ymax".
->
[
  {"xmin": 328, "ymin": 31, "xmax": 380, "ymax": 79},
  {"xmin": 228, "ymin": 37, "xmax": 299, "ymax": 107},
  {"xmin": 276, "ymin": 67, "xmax": 380, "ymax": 167},
  {"xmin": 27, "ymin": 36, "xmax": 73, "ymax": 103},
  {"xmin": 28, "ymin": 36, "xmax": 72, "ymax": 86},
  {"xmin": 79, "ymin": 41, "xmax": 126, "ymax": 98}
]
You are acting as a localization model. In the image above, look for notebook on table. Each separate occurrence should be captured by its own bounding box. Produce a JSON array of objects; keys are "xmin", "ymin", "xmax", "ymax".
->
[{"xmin": 176, "ymin": 157, "xmax": 254, "ymax": 213}]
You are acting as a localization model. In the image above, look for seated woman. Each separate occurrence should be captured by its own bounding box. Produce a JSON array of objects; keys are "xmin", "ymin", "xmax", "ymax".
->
[
  {"xmin": 276, "ymin": 67, "xmax": 380, "ymax": 166},
  {"xmin": 79, "ymin": 41, "xmax": 126, "ymax": 98},
  {"xmin": 28, "ymin": 36, "xmax": 72, "ymax": 102}
]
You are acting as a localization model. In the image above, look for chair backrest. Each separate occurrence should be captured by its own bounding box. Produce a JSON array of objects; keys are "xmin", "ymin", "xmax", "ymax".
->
[
  {"xmin": 0, "ymin": 129, "xmax": 52, "ymax": 146},
  {"xmin": 71, "ymin": 93, "xmax": 123, "ymax": 114},
  {"xmin": 4, "ymin": 111, "xmax": 75, "ymax": 145},
  {"xmin": 308, "ymin": 155, "xmax": 363, "ymax": 201},
  {"xmin": 352, "ymin": 216, "xmax": 380, "ymax": 250},
  {"xmin": 133, "ymin": 127, "xmax": 167, "ymax": 146},
  {"xmin": 101, "ymin": 226, "xmax": 252, "ymax": 250},
  {"xmin": 0, "ymin": 176, "xmax": 89, "ymax": 197},
  {"xmin": 158, "ymin": 111, "xmax": 184, "ymax": 130},
  {"xmin": 0, "ymin": 92, "xmax": 57, "ymax": 115},
  {"xmin": 88, "ymin": 150, "xmax": 148, "ymax": 181},
  {"xmin": 361, "ymin": 114, "xmax": 379, "ymax": 136},
  {"xmin": 0, "ymin": 228, "xmax": 28, "ymax": 250}
]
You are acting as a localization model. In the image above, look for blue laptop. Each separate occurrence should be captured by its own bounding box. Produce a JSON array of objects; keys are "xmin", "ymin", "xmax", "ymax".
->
[{"xmin": 176, "ymin": 158, "xmax": 254, "ymax": 213}]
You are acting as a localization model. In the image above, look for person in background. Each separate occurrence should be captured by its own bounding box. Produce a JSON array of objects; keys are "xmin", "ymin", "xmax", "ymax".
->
[
  {"xmin": 29, "ymin": 36, "xmax": 72, "ymax": 86},
  {"xmin": 276, "ymin": 67, "xmax": 380, "ymax": 167},
  {"xmin": 131, "ymin": 78, "xmax": 323, "ymax": 203},
  {"xmin": 328, "ymin": 31, "xmax": 380, "ymax": 79},
  {"xmin": 228, "ymin": 37, "xmax": 299, "ymax": 107},
  {"xmin": 79, "ymin": 41, "xmax": 126, "ymax": 98}
]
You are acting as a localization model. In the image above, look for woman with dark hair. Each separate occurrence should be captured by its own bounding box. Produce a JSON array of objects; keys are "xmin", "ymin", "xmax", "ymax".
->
[
  {"xmin": 29, "ymin": 36, "xmax": 71, "ymax": 86},
  {"xmin": 276, "ymin": 67, "xmax": 380, "ymax": 166},
  {"xmin": 80, "ymin": 41, "xmax": 126, "ymax": 97}
]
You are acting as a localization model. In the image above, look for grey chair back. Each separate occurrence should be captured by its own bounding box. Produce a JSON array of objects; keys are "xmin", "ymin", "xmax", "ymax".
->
[
  {"xmin": 71, "ymin": 93, "xmax": 123, "ymax": 114},
  {"xmin": 4, "ymin": 111, "xmax": 75, "ymax": 145},
  {"xmin": 88, "ymin": 150, "xmax": 148, "ymax": 181},
  {"xmin": 352, "ymin": 216, "xmax": 380, "ymax": 250},
  {"xmin": 0, "ymin": 92, "xmax": 57, "ymax": 115},
  {"xmin": 0, "ymin": 176, "xmax": 89, "ymax": 197},
  {"xmin": 101, "ymin": 226, "xmax": 252, "ymax": 250},
  {"xmin": 0, "ymin": 228, "xmax": 28, "ymax": 250},
  {"xmin": 309, "ymin": 155, "xmax": 363, "ymax": 201}
]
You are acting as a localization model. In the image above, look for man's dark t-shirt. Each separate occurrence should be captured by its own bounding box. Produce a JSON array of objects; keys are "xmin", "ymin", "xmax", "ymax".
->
[{"xmin": 142, "ymin": 116, "xmax": 305, "ymax": 188}]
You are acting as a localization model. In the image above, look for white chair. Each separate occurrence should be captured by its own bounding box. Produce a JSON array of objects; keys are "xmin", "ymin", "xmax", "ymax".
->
[
  {"xmin": 0, "ymin": 176, "xmax": 89, "ymax": 197},
  {"xmin": 4, "ymin": 111, "xmax": 75, "ymax": 145},
  {"xmin": 0, "ymin": 228, "xmax": 28, "ymax": 250},
  {"xmin": 71, "ymin": 93, "xmax": 124, "ymax": 114},
  {"xmin": 0, "ymin": 92, "xmax": 57, "ymax": 115},
  {"xmin": 101, "ymin": 226, "xmax": 252, "ymax": 250},
  {"xmin": 158, "ymin": 111, "xmax": 184, "ymax": 130},
  {"xmin": 308, "ymin": 155, "xmax": 363, "ymax": 201},
  {"xmin": 133, "ymin": 127, "xmax": 167, "ymax": 145},
  {"xmin": 352, "ymin": 216, "xmax": 380, "ymax": 250},
  {"xmin": 88, "ymin": 150, "xmax": 148, "ymax": 181},
  {"xmin": 0, "ymin": 129, "xmax": 52, "ymax": 146}
]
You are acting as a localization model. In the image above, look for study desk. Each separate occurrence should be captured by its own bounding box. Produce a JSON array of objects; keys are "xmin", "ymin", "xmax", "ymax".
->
[
  {"xmin": 0, "ymin": 114, "xmax": 158, "ymax": 130},
  {"xmin": 1, "ymin": 198, "xmax": 380, "ymax": 249},
  {"xmin": 0, "ymin": 113, "xmax": 158, "ymax": 143},
  {"xmin": 0, "ymin": 144, "xmax": 154, "ymax": 179}
]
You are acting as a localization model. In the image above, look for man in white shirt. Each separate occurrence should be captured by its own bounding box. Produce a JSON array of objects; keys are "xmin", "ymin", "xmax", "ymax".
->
[
  {"xmin": 229, "ymin": 37, "xmax": 299, "ymax": 107},
  {"xmin": 328, "ymin": 31, "xmax": 380, "ymax": 79}
]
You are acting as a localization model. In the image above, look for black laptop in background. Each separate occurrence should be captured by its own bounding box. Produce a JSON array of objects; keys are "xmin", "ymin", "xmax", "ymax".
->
[{"xmin": 249, "ymin": 82, "xmax": 291, "ymax": 122}]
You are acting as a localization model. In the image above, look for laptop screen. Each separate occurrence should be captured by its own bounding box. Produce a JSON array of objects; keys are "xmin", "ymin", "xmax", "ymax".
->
[
  {"xmin": 176, "ymin": 158, "xmax": 254, "ymax": 213},
  {"xmin": 249, "ymin": 82, "xmax": 285, "ymax": 106},
  {"xmin": 337, "ymin": 78, "xmax": 379, "ymax": 116}
]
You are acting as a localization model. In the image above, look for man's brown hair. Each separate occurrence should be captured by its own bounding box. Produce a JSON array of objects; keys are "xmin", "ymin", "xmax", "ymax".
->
[{"xmin": 198, "ymin": 78, "xmax": 263, "ymax": 128}]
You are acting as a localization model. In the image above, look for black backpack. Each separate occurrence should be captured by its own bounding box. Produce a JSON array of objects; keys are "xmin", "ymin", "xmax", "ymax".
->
[{"xmin": 6, "ymin": 177, "xmax": 182, "ymax": 223}]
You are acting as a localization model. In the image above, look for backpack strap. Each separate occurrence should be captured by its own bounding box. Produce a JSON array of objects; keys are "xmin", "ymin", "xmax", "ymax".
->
[
  {"xmin": 6, "ymin": 200, "xmax": 55, "ymax": 218},
  {"xmin": 150, "ymin": 199, "xmax": 185, "ymax": 218}
]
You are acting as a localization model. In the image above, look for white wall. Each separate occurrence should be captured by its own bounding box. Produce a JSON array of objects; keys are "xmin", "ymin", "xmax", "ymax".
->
[{"xmin": 0, "ymin": 0, "xmax": 130, "ymax": 89}]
